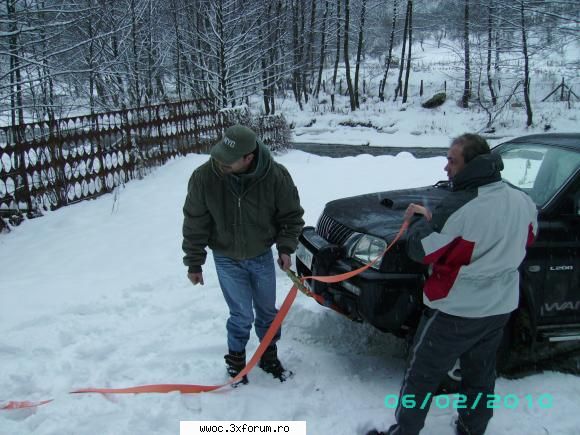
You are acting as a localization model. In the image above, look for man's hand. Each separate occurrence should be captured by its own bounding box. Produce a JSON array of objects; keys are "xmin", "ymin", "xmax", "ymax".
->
[
  {"xmin": 277, "ymin": 253, "xmax": 292, "ymax": 271},
  {"xmin": 188, "ymin": 272, "xmax": 204, "ymax": 285},
  {"xmin": 404, "ymin": 203, "xmax": 432, "ymax": 222}
]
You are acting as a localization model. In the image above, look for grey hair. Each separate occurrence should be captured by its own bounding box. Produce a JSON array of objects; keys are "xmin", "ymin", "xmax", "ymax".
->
[{"xmin": 451, "ymin": 133, "xmax": 491, "ymax": 163}]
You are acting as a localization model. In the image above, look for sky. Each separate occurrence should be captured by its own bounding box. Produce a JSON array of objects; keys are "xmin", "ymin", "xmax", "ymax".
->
[{"xmin": 2, "ymin": 144, "xmax": 580, "ymax": 435}]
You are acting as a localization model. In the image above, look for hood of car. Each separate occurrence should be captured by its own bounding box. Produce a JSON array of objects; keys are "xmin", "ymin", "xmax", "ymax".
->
[{"xmin": 323, "ymin": 183, "xmax": 451, "ymax": 240}]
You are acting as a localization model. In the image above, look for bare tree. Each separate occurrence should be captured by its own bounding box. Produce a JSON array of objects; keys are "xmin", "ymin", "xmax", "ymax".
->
[
  {"xmin": 2, "ymin": 0, "xmax": 579, "ymax": 121},
  {"xmin": 462, "ymin": 0, "xmax": 471, "ymax": 108},
  {"xmin": 393, "ymin": 0, "xmax": 410, "ymax": 101},
  {"xmin": 519, "ymin": 0, "xmax": 532, "ymax": 126},
  {"xmin": 402, "ymin": 0, "xmax": 412, "ymax": 104},
  {"xmin": 170, "ymin": 0, "xmax": 184, "ymax": 102},
  {"xmin": 485, "ymin": 0, "xmax": 497, "ymax": 105},
  {"xmin": 291, "ymin": 0, "xmax": 303, "ymax": 109},
  {"xmin": 4, "ymin": 0, "xmax": 24, "ymax": 127},
  {"xmin": 260, "ymin": 1, "xmax": 284, "ymax": 114},
  {"xmin": 314, "ymin": 0, "xmax": 329, "ymax": 98},
  {"xmin": 299, "ymin": 0, "xmax": 308, "ymax": 103},
  {"xmin": 379, "ymin": 0, "xmax": 398, "ymax": 102},
  {"xmin": 331, "ymin": 0, "xmax": 341, "ymax": 111},
  {"xmin": 305, "ymin": 0, "xmax": 317, "ymax": 100},
  {"xmin": 183, "ymin": 0, "xmax": 270, "ymax": 108},
  {"xmin": 344, "ymin": 0, "xmax": 356, "ymax": 110},
  {"xmin": 353, "ymin": 0, "xmax": 366, "ymax": 108}
]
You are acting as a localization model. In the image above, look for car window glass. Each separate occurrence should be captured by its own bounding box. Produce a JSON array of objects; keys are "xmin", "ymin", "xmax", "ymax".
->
[{"xmin": 499, "ymin": 144, "xmax": 580, "ymax": 206}]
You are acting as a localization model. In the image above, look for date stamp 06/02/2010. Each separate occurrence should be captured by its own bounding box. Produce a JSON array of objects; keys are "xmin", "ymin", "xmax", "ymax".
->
[{"xmin": 384, "ymin": 393, "xmax": 554, "ymax": 410}]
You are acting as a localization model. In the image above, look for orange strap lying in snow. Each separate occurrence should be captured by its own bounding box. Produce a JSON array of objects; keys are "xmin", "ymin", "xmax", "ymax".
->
[
  {"xmin": 71, "ymin": 284, "xmax": 299, "ymax": 396},
  {"xmin": 1, "ymin": 400, "xmax": 54, "ymax": 410},
  {"xmin": 1, "ymin": 220, "xmax": 409, "ymax": 410},
  {"xmin": 0, "ymin": 285, "xmax": 299, "ymax": 410}
]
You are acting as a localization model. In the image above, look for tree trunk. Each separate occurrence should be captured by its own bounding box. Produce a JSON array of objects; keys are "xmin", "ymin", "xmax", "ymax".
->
[
  {"xmin": 130, "ymin": 0, "xmax": 141, "ymax": 107},
  {"xmin": 379, "ymin": 0, "xmax": 398, "ymax": 102},
  {"xmin": 292, "ymin": 0, "xmax": 303, "ymax": 109},
  {"xmin": 331, "ymin": 0, "xmax": 341, "ymax": 111},
  {"xmin": 462, "ymin": 0, "xmax": 471, "ymax": 108},
  {"xmin": 344, "ymin": 0, "xmax": 356, "ymax": 110},
  {"xmin": 269, "ymin": 0, "xmax": 284, "ymax": 114},
  {"xmin": 6, "ymin": 0, "xmax": 24, "ymax": 127},
  {"xmin": 216, "ymin": 1, "xmax": 228, "ymax": 108},
  {"xmin": 37, "ymin": 0, "xmax": 55, "ymax": 121},
  {"xmin": 146, "ymin": 0, "xmax": 154, "ymax": 104},
  {"xmin": 402, "ymin": 0, "xmax": 413, "ymax": 104},
  {"xmin": 486, "ymin": 0, "xmax": 497, "ymax": 105},
  {"xmin": 300, "ymin": 2, "xmax": 308, "ymax": 103},
  {"xmin": 315, "ymin": 0, "xmax": 329, "ymax": 98},
  {"xmin": 261, "ymin": 3, "xmax": 273, "ymax": 115},
  {"xmin": 261, "ymin": 14, "xmax": 270, "ymax": 115},
  {"xmin": 6, "ymin": 0, "xmax": 31, "ymax": 211},
  {"xmin": 394, "ymin": 0, "xmax": 410, "ymax": 101},
  {"xmin": 354, "ymin": 0, "xmax": 366, "ymax": 108},
  {"xmin": 306, "ymin": 0, "xmax": 317, "ymax": 97},
  {"xmin": 495, "ymin": 26, "xmax": 500, "ymax": 73},
  {"xmin": 520, "ymin": 0, "xmax": 533, "ymax": 126},
  {"xmin": 171, "ymin": 0, "xmax": 183, "ymax": 102},
  {"xmin": 109, "ymin": 0, "xmax": 129, "ymax": 109}
]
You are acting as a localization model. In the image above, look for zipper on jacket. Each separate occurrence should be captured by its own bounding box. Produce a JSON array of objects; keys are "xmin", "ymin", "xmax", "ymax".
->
[{"xmin": 237, "ymin": 196, "xmax": 242, "ymax": 258}]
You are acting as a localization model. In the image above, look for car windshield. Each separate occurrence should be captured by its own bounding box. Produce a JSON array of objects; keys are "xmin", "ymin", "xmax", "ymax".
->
[{"xmin": 498, "ymin": 143, "xmax": 580, "ymax": 207}]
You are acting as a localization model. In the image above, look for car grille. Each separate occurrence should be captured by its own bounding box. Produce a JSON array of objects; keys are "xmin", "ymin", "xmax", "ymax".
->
[{"xmin": 315, "ymin": 213, "xmax": 355, "ymax": 246}]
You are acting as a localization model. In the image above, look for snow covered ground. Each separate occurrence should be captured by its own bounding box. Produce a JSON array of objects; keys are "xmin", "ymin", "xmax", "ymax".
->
[{"xmin": 2, "ymin": 146, "xmax": 580, "ymax": 435}]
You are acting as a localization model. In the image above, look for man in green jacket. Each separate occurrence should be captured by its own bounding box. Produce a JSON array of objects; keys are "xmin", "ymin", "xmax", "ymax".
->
[{"xmin": 182, "ymin": 124, "xmax": 304, "ymax": 384}]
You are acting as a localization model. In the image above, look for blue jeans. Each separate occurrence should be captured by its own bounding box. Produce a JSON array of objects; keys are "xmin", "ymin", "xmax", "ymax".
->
[{"xmin": 213, "ymin": 250, "xmax": 280, "ymax": 353}]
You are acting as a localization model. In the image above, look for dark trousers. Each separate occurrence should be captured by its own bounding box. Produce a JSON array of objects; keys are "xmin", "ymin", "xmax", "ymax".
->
[{"xmin": 387, "ymin": 308, "xmax": 510, "ymax": 435}]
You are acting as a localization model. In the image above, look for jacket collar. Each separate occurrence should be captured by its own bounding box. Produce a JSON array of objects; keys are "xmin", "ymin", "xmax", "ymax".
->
[{"xmin": 451, "ymin": 153, "xmax": 503, "ymax": 191}]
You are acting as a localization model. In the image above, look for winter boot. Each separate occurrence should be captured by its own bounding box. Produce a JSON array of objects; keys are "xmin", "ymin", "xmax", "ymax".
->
[
  {"xmin": 224, "ymin": 350, "xmax": 249, "ymax": 386},
  {"xmin": 258, "ymin": 344, "xmax": 292, "ymax": 382}
]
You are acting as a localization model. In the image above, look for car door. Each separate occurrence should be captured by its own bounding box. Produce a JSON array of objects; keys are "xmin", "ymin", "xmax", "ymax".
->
[{"xmin": 538, "ymin": 172, "xmax": 580, "ymax": 326}]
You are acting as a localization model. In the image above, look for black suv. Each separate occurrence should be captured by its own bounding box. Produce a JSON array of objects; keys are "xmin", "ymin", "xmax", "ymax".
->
[{"xmin": 296, "ymin": 133, "xmax": 580, "ymax": 367}]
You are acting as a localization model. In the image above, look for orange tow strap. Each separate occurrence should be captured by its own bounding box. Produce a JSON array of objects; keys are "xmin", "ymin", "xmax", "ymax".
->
[
  {"xmin": 302, "ymin": 221, "xmax": 409, "ymax": 284},
  {"xmin": 1, "ymin": 221, "xmax": 409, "ymax": 410},
  {"xmin": 0, "ymin": 285, "xmax": 299, "ymax": 410},
  {"xmin": 289, "ymin": 221, "xmax": 409, "ymax": 313}
]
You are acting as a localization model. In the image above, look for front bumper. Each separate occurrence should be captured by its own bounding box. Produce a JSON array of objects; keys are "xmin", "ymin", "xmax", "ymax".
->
[{"xmin": 296, "ymin": 226, "xmax": 423, "ymax": 334}]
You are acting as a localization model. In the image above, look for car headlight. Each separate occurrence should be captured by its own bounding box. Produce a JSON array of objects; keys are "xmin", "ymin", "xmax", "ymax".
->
[{"xmin": 351, "ymin": 235, "xmax": 387, "ymax": 270}]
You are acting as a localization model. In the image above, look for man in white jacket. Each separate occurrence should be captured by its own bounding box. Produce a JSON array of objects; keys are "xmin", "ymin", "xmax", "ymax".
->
[{"xmin": 369, "ymin": 134, "xmax": 538, "ymax": 435}]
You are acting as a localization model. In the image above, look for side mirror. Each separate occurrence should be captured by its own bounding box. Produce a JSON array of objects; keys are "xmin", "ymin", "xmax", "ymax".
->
[{"xmin": 575, "ymin": 191, "xmax": 580, "ymax": 217}]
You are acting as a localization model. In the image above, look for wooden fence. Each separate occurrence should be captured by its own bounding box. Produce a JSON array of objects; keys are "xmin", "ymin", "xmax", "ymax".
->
[{"xmin": 0, "ymin": 99, "xmax": 287, "ymax": 227}]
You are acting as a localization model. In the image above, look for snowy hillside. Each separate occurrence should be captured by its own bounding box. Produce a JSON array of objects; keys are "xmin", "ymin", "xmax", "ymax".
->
[{"xmin": 283, "ymin": 39, "xmax": 579, "ymax": 148}]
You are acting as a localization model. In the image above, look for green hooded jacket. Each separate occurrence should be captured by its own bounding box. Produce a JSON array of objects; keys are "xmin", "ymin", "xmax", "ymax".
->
[{"xmin": 182, "ymin": 142, "xmax": 305, "ymax": 271}]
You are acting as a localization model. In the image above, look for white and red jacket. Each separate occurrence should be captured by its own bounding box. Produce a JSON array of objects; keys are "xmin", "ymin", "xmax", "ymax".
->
[{"xmin": 407, "ymin": 153, "xmax": 538, "ymax": 318}]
